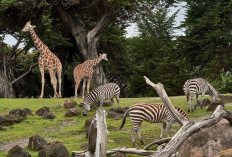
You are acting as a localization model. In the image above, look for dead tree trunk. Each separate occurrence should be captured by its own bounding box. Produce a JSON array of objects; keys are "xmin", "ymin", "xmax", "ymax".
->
[
  {"xmin": 143, "ymin": 76, "xmax": 232, "ymax": 157},
  {"xmin": 0, "ymin": 71, "xmax": 15, "ymax": 98},
  {"xmin": 85, "ymin": 109, "xmax": 108, "ymax": 157}
]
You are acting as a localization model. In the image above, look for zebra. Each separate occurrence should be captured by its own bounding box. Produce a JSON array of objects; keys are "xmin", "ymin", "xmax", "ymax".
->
[
  {"xmin": 183, "ymin": 78, "xmax": 219, "ymax": 113},
  {"xmin": 119, "ymin": 103, "xmax": 189, "ymax": 146},
  {"xmin": 80, "ymin": 83, "xmax": 120, "ymax": 116}
]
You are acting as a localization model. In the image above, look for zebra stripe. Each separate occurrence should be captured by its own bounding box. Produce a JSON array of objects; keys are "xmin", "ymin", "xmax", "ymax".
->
[
  {"xmin": 81, "ymin": 83, "xmax": 120, "ymax": 116},
  {"xmin": 119, "ymin": 103, "xmax": 189, "ymax": 146},
  {"xmin": 183, "ymin": 78, "xmax": 218, "ymax": 113}
]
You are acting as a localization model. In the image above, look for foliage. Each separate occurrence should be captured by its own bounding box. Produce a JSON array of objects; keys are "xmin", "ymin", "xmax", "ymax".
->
[
  {"xmin": 179, "ymin": 0, "xmax": 232, "ymax": 81},
  {"xmin": 126, "ymin": 1, "xmax": 188, "ymax": 96}
]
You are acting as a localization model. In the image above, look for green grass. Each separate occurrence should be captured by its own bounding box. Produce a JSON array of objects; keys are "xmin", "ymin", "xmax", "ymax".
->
[{"xmin": 0, "ymin": 96, "xmax": 232, "ymax": 156}]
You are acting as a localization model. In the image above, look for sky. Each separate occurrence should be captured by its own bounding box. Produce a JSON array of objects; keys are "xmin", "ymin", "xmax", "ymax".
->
[
  {"xmin": 4, "ymin": 2, "xmax": 187, "ymax": 46},
  {"xmin": 125, "ymin": 1, "xmax": 187, "ymax": 38}
]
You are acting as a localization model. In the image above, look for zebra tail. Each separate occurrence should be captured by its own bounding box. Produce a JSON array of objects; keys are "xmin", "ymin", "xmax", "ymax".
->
[{"xmin": 119, "ymin": 107, "xmax": 132, "ymax": 130}]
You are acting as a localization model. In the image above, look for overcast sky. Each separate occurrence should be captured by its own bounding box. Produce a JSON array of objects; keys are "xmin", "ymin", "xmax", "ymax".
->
[
  {"xmin": 4, "ymin": 2, "xmax": 186, "ymax": 46},
  {"xmin": 125, "ymin": 1, "xmax": 187, "ymax": 38}
]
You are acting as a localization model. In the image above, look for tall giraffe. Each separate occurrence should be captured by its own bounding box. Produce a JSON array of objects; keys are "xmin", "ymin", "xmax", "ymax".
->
[
  {"xmin": 22, "ymin": 21, "xmax": 62, "ymax": 98},
  {"xmin": 73, "ymin": 54, "xmax": 108, "ymax": 98}
]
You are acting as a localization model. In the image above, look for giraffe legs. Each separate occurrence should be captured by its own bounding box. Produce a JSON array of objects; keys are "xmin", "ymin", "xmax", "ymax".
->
[
  {"xmin": 39, "ymin": 68, "xmax": 45, "ymax": 99},
  {"xmin": 57, "ymin": 69, "xmax": 62, "ymax": 98},
  {"xmin": 82, "ymin": 78, "xmax": 87, "ymax": 98},
  {"xmin": 75, "ymin": 79, "xmax": 81, "ymax": 98},
  {"xmin": 49, "ymin": 70, "xmax": 58, "ymax": 98},
  {"xmin": 86, "ymin": 78, "xmax": 91, "ymax": 96}
]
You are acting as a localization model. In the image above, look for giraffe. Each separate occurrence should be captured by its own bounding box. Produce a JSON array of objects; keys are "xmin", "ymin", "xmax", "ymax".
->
[
  {"xmin": 22, "ymin": 21, "xmax": 62, "ymax": 98},
  {"xmin": 73, "ymin": 54, "xmax": 108, "ymax": 98}
]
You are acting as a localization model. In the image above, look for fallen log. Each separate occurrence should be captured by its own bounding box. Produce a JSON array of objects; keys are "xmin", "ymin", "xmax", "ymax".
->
[
  {"xmin": 106, "ymin": 147, "xmax": 157, "ymax": 156},
  {"xmin": 144, "ymin": 137, "xmax": 172, "ymax": 150}
]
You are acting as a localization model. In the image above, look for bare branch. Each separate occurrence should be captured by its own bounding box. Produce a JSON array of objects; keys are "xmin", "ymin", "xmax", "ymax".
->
[
  {"xmin": 143, "ymin": 76, "xmax": 188, "ymax": 126},
  {"xmin": 106, "ymin": 147, "xmax": 157, "ymax": 156},
  {"xmin": 11, "ymin": 64, "xmax": 37, "ymax": 85},
  {"xmin": 144, "ymin": 137, "xmax": 172, "ymax": 150}
]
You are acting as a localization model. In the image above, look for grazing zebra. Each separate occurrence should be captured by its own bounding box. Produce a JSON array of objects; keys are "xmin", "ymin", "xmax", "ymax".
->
[
  {"xmin": 119, "ymin": 103, "xmax": 189, "ymax": 146},
  {"xmin": 80, "ymin": 83, "xmax": 120, "ymax": 116},
  {"xmin": 183, "ymin": 78, "xmax": 219, "ymax": 113}
]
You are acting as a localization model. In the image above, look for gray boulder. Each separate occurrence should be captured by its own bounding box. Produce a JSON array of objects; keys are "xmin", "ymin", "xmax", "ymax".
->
[
  {"xmin": 178, "ymin": 119, "xmax": 232, "ymax": 157},
  {"xmin": 36, "ymin": 106, "xmax": 50, "ymax": 116},
  {"xmin": 65, "ymin": 108, "xmax": 81, "ymax": 117},
  {"xmin": 28, "ymin": 135, "xmax": 47, "ymax": 151},
  {"xmin": 7, "ymin": 145, "xmax": 31, "ymax": 157},
  {"xmin": 64, "ymin": 99, "xmax": 78, "ymax": 109},
  {"xmin": 38, "ymin": 141, "xmax": 69, "ymax": 157}
]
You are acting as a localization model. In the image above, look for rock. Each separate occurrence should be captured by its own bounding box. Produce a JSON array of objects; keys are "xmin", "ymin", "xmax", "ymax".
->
[
  {"xmin": 9, "ymin": 109, "xmax": 27, "ymax": 118},
  {"xmin": 107, "ymin": 108, "xmax": 124, "ymax": 120},
  {"xmin": 0, "ymin": 126, "xmax": 6, "ymax": 131},
  {"xmin": 113, "ymin": 152, "xmax": 127, "ymax": 157},
  {"xmin": 28, "ymin": 135, "xmax": 47, "ymax": 151},
  {"xmin": 42, "ymin": 111, "xmax": 56, "ymax": 120},
  {"xmin": 80, "ymin": 143, "xmax": 88, "ymax": 150},
  {"xmin": 38, "ymin": 141, "xmax": 69, "ymax": 157},
  {"xmin": 36, "ymin": 106, "xmax": 50, "ymax": 116},
  {"xmin": 0, "ymin": 114, "xmax": 24, "ymax": 126},
  {"xmin": 103, "ymin": 101, "xmax": 111, "ymax": 107},
  {"xmin": 177, "ymin": 119, "xmax": 232, "ymax": 157},
  {"xmin": 196, "ymin": 98, "xmax": 211, "ymax": 108},
  {"xmin": 7, "ymin": 145, "xmax": 31, "ymax": 157},
  {"xmin": 122, "ymin": 107, "xmax": 130, "ymax": 114},
  {"xmin": 215, "ymin": 148, "xmax": 232, "ymax": 157},
  {"xmin": 85, "ymin": 117, "xmax": 93, "ymax": 137},
  {"xmin": 207, "ymin": 102, "xmax": 224, "ymax": 111},
  {"xmin": 65, "ymin": 108, "xmax": 81, "ymax": 117},
  {"xmin": 23, "ymin": 108, "xmax": 33, "ymax": 116},
  {"xmin": 87, "ymin": 119, "xmax": 97, "ymax": 154},
  {"xmin": 64, "ymin": 99, "xmax": 78, "ymax": 109}
]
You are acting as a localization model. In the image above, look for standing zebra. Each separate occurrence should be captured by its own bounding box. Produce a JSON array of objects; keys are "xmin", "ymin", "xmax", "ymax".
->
[
  {"xmin": 119, "ymin": 103, "xmax": 189, "ymax": 146},
  {"xmin": 183, "ymin": 78, "xmax": 219, "ymax": 113},
  {"xmin": 80, "ymin": 83, "xmax": 120, "ymax": 116}
]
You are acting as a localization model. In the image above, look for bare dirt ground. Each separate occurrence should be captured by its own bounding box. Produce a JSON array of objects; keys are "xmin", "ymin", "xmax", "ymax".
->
[{"xmin": 0, "ymin": 138, "xmax": 29, "ymax": 152}]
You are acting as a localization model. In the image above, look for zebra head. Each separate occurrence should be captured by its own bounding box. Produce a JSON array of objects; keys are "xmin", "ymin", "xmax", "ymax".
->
[
  {"xmin": 81, "ymin": 102, "xmax": 90, "ymax": 116},
  {"xmin": 208, "ymin": 84, "xmax": 219, "ymax": 102}
]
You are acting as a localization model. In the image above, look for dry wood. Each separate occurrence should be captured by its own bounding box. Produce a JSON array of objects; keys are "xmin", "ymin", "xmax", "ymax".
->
[
  {"xmin": 144, "ymin": 76, "xmax": 188, "ymax": 126},
  {"xmin": 144, "ymin": 137, "xmax": 172, "ymax": 150},
  {"xmin": 95, "ymin": 109, "xmax": 109, "ymax": 157},
  {"xmin": 106, "ymin": 147, "xmax": 157, "ymax": 156}
]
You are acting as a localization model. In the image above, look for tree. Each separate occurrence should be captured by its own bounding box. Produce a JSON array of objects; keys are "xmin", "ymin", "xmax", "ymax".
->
[
  {"xmin": 126, "ymin": 1, "xmax": 187, "ymax": 96},
  {"xmin": 179, "ymin": 0, "xmax": 232, "ymax": 82}
]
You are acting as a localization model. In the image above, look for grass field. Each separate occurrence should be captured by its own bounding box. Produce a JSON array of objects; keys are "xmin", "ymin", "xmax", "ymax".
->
[{"xmin": 0, "ymin": 96, "xmax": 231, "ymax": 156}]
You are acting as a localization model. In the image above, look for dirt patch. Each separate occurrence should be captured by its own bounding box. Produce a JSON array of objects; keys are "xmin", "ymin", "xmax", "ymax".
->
[{"xmin": 0, "ymin": 138, "xmax": 29, "ymax": 152}]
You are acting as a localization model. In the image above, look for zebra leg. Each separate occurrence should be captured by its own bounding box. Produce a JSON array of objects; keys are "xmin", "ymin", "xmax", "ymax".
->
[
  {"xmin": 116, "ymin": 94, "xmax": 120, "ymax": 108},
  {"xmin": 110, "ymin": 98, "xmax": 115, "ymax": 109},
  {"xmin": 131, "ymin": 127, "xmax": 137, "ymax": 146},
  {"xmin": 200, "ymin": 93, "xmax": 205, "ymax": 108},
  {"xmin": 190, "ymin": 95, "xmax": 194, "ymax": 113},
  {"xmin": 194, "ymin": 94, "xmax": 198, "ymax": 110},
  {"xmin": 137, "ymin": 126, "xmax": 144, "ymax": 145},
  {"xmin": 99, "ymin": 98, "xmax": 103, "ymax": 110},
  {"xmin": 167, "ymin": 122, "xmax": 173, "ymax": 137},
  {"xmin": 186, "ymin": 94, "xmax": 190, "ymax": 113},
  {"xmin": 160, "ymin": 122, "xmax": 167, "ymax": 139}
]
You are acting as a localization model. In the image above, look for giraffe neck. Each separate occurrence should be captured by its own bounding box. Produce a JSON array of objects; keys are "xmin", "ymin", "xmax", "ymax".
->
[
  {"xmin": 92, "ymin": 56, "xmax": 102, "ymax": 66},
  {"xmin": 29, "ymin": 29, "xmax": 49, "ymax": 56}
]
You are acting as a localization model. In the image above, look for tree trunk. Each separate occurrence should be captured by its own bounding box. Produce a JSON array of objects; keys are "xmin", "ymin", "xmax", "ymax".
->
[
  {"xmin": 0, "ymin": 70, "xmax": 15, "ymax": 98},
  {"xmin": 55, "ymin": 6, "xmax": 112, "ymax": 88}
]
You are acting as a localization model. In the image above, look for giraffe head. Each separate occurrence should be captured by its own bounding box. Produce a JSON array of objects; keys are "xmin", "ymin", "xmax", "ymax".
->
[
  {"xmin": 100, "ymin": 53, "xmax": 108, "ymax": 61},
  {"xmin": 22, "ymin": 21, "xmax": 36, "ymax": 32}
]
